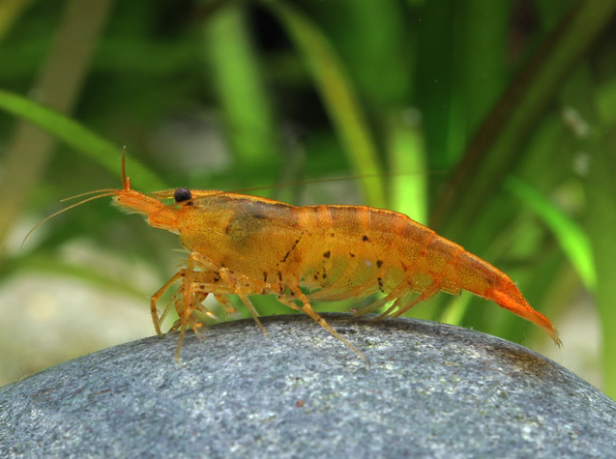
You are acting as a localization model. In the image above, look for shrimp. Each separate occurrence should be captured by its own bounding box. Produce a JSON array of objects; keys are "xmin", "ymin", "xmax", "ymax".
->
[{"xmin": 31, "ymin": 153, "xmax": 562, "ymax": 361}]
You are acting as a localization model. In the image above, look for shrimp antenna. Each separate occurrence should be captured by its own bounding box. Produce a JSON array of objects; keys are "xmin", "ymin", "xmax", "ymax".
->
[
  {"xmin": 22, "ymin": 147, "xmax": 134, "ymax": 248},
  {"xmin": 190, "ymin": 169, "xmax": 450, "ymax": 202},
  {"xmin": 22, "ymin": 190, "xmax": 120, "ymax": 248},
  {"xmin": 122, "ymin": 146, "xmax": 131, "ymax": 191}
]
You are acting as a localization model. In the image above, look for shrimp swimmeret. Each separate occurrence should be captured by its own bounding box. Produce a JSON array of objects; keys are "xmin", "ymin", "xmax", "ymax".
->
[{"xmin": 31, "ymin": 154, "xmax": 561, "ymax": 361}]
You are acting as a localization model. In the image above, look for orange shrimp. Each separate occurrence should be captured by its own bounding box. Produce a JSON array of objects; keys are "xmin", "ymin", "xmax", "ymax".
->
[{"xmin": 31, "ymin": 154, "xmax": 561, "ymax": 361}]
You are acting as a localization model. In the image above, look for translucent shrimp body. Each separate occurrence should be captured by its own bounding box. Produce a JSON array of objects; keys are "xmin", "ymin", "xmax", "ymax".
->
[
  {"xmin": 40, "ymin": 155, "xmax": 560, "ymax": 361},
  {"xmin": 112, "ymin": 169, "xmax": 561, "ymax": 360}
]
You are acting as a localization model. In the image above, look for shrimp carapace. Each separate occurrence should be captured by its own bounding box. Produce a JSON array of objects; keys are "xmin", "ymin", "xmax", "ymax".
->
[{"xmin": 32, "ymin": 153, "xmax": 562, "ymax": 361}]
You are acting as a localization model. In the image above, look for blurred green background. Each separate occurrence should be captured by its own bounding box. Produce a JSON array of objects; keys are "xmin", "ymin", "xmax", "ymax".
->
[{"xmin": 1, "ymin": 0, "xmax": 615, "ymax": 398}]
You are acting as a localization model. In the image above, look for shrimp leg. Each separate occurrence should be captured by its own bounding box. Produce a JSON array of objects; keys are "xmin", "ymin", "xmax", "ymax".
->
[
  {"xmin": 353, "ymin": 281, "xmax": 412, "ymax": 317},
  {"xmin": 218, "ymin": 267, "xmax": 269, "ymax": 337},
  {"xmin": 151, "ymin": 270, "xmax": 187, "ymax": 336},
  {"xmin": 213, "ymin": 293, "xmax": 238, "ymax": 316},
  {"xmin": 170, "ymin": 254, "xmax": 213, "ymax": 359},
  {"xmin": 151, "ymin": 254, "xmax": 234, "ymax": 361},
  {"xmin": 307, "ymin": 273, "xmax": 381, "ymax": 302},
  {"xmin": 186, "ymin": 251, "xmax": 272, "ymax": 334},
  {"xmin": 277, "ymin": 286, "xmax": 366, "ymax": 359},
  {"xmin": 378, "ymin": 281, "xmax": 442, "ymax": 320}
]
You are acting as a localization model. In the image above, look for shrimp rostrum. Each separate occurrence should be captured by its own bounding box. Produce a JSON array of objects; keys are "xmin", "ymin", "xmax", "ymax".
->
[{"xmin": 37, "ymin": 156, "xmax": 562, "ymax": 361}]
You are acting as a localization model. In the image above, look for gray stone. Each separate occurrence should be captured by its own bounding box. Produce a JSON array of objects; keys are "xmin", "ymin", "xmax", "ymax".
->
[{"xmin": 1, "ymin": 314, "xmax": 614, "ymax": 459}]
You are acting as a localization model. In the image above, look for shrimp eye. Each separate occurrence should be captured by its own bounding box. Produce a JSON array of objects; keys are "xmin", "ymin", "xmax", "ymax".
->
[{"xmin": 174, "ymin": 188, "xmax": 192, "ymax": 203}]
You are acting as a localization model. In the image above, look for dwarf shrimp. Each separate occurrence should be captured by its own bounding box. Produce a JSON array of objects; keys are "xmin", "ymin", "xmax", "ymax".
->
[{"xmin": 29, "ymin": 153, "xmax": 562, "ymax": 361}]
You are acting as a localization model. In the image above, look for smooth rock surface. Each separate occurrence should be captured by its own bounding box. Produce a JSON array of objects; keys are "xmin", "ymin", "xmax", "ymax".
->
[{"xmin": 1, "ymin": 314, "xmax": 614, "ymax": 459}]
